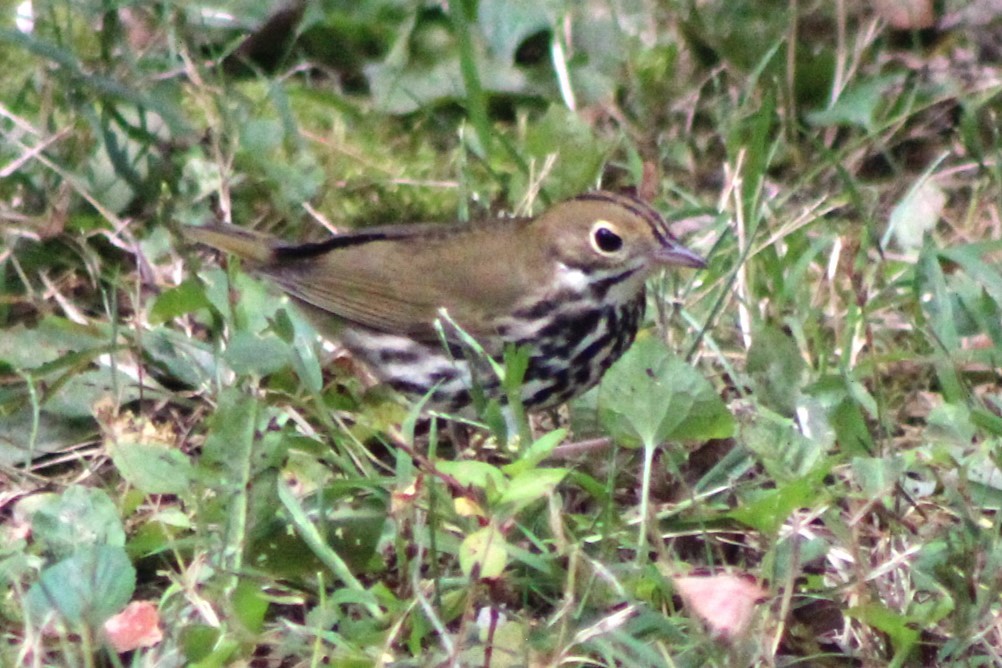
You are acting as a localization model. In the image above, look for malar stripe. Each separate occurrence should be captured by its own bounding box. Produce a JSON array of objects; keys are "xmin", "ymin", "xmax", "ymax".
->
[
  {"xmin": 588, "ymin": 266, "xmax": 641, "ymax": 299},
  {"xmin": 510, "ymin": 287, "xmax": 581, "ymax": 321}
]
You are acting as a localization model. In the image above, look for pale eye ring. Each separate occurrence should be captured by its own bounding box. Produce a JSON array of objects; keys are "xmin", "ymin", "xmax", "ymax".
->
[{"xmin": 590, "ymin": 221, "xmax": 624, "ymax": 255}]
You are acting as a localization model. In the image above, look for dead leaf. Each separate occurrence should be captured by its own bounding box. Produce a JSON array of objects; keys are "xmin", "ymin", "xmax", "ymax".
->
[
  {"xmin": 873, "ymin": 0, "xmax": 936, "ymax": 29},
  {"xmin": 103, "ymin": 601, "xmax": 163, "ymax": 653},
  {"xmin": 674, "ymin": 573, "xmax": 768, "ymax": 640}
]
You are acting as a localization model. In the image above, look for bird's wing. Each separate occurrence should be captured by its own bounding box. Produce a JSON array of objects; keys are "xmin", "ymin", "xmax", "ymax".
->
[{"xmin": 261, "ymin": 223, "xmax": 540, "ymax": 342}]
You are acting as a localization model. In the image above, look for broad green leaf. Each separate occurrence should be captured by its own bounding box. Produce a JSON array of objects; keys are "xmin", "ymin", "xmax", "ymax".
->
[
  {"xmin": 276, "ymin": 481, "xmax": 380, "ymax": 616},
  {"xmin": 25, "ymin": 545, "xmax": 135, "ymax": 630},
  {"xmin": 807, "ymin": 374, "xmax": 876, "ymax": 455},
  {"xmin": 240, "ymin": 118, "xmax": 284, "ymax": 155},
  {"xmin": 728, "ymin": 469, "xmax": 827, "ymax": 534},
  {"xmin": 143, "ymin": 326, "xmax": 223, "ymax": 389},
  {"xmin": 367, "ymin": 32, "xmax": 529, "ymax": 115},
  {"xmin": 927, "ymin": 403, "xmax": 976, "ymax": 446},
  {"xmin": 326, "ymin": 503, "xmax": 389, "ymax": 569},
  {"xmin": 86, "ymin": 106, "xmax": 170, "ymax": 214},
  {"xmin": 747, "ymin": 324, "xmax": 805, "ymax": 416},
  {"xmin": 496, "ymin": 467, "xmax": 567, "ymax": 510},
  {"xmin": 739, "ymin": 403, "xmax": 827, "ymax": 481},
  {"xmin": 829, "ymin": 397, "xmax": 876, "ymax": 456},
  {"xmin": 459, "ymin": 525, "xmax": 508, "ymax": 579},
  {"xmin": 0, "ymin": 28, "xmax": 190, "ymax": 135},
  {"xmin": 478, "ymin": 0, "xmax": 555, "ymax": 63},
  {"xmin": 455, "ymin": 612, "xmax": 530, "ymax": 666},
  {"xmin": 232, "ymin": 579, "xmax": 269, "ymax": 634},
  {"xmin": 251, "ymin": 496, "xmax": 387, "ymax": 578},
  {"xmin": 599, "ymin": 336, "xmax": 734, "ymax": 448},
  {"xmin": 261, "ymin": 153, "xmax": 326, "ymax": 212},
  {"xmin": 515, "ymin": 106, "xmax": 611, "ymax": 204},
  {"xmin": 806, "ymin": 74, "xmax": 903, "ymax": 131},
  {"xmin": 109, "ymin": 442, "xmax": 196, "ymax": 496},
  {"xmin": 0, "ymin": 318, "xmax": 107, "ymax": 370},
  {"xmin": 846, "ymin": 603, "xmax": 920, "ymax": 663},
  {"xmin": 502, "ymin": 428, "xmax": 566, "ymax": 476},
  {"xmin": 888, "ymin": 177, "xmax": 945, "ymax": 253},
  {"xmin": 223, "ymin": 331, "xmax": 292, "ymax": 377},
  {"xmin": 0, "ymin": 407, "xmax": 96, "ymax": 467},
  {"xmin": 0, "ymin": 317, "xmax": 139, "ymax": 461},
  {"xmin": 44, "ymin": 368, "xmax": 151, "ymax": 419},
  {"xmin": 181, "ymin": 624, "xmax": 222, "ymax": 663},
  {"xmin": 939, "ymin": 240, "xmax": 1002, "ymax": 307},
  {"xmin": 271, "ymin": 307, "xmax": 297, "ymax": 343},
  {"xmin": 852, "ymin": 456, "xmax": 906, "ymax": 499},
  {"xmin": 201, "ymin": 269, "xmax": 280, "ymax": 335},
  {"xmin": 287, "ymin": 308, "xmax": 325, "ymax": 394},
  {"xmin": 436, "ymin": 460, "xmax": 507, "ymax": 492},
  {"xmin": 149, "ymin": 279, "xmax": 213, "ymax": 324},
  {"xmin": 201, "ymin": 388, "xmax": 259, "ymax": 476},
  {"xmin": 917, "ymin": 245, "xmax": 956, "ymax": 350},
  {"xmin": 27, "ymin": 486, "xmax": 125, "ymax": 559}
]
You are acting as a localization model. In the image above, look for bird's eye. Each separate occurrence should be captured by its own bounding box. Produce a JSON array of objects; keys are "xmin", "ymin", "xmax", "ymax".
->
[{"xmin": 591, "ymin": 222, "xmax": 624, "ymax": 255}]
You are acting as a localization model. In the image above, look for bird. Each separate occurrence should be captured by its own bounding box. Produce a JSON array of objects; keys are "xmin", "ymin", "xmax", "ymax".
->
[{"xmin": 184, "ymin": 190, "xmax": 705, "ymax": 415}]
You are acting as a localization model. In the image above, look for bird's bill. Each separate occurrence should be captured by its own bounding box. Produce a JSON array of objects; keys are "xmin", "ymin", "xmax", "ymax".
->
[{"xmin": 655, "ymin": 242, "xmax": 707, "ymax": 269}]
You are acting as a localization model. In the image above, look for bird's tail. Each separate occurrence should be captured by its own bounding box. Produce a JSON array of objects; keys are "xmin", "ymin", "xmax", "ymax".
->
[{"xmin": 182, "ymin": 224, "xmax": 279, "ymax": 264}]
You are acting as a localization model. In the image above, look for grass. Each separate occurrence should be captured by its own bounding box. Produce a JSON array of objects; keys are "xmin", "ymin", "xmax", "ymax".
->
[{"xmin": 3, "ymin": 0, "xmax": 1002, "ymax": 666}]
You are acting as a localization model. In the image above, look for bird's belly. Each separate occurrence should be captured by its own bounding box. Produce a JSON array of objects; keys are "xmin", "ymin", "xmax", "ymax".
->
[{"xmin": 338, "ymin": 297, "xmax": 644, "ymax": 413}]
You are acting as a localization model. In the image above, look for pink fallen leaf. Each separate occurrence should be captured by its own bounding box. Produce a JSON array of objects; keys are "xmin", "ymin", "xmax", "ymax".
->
[
  {"xmin": 103, "ymin": 601, "xmax": 163, "ymax": 653},
  {"xmin": 673, "ymin": 573, "xmax": 768, "ymax": 640},
  {"xmin": 872, "ymin": 0, "xmax": 935, "ymax": 29}
]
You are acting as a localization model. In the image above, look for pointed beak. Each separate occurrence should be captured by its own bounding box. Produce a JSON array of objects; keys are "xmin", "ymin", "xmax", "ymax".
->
[{"xmin": 655, "ymin": 240, "xmax": 707, "ymax": 269}]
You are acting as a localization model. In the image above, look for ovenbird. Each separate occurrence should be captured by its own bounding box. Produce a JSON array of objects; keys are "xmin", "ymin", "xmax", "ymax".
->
[{"xmin": 185, "ymin": 191, "xmax": 705, "ymax": 413}]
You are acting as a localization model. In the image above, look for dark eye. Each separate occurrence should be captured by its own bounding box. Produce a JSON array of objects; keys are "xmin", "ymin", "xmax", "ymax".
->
[{"xmin": 592, "ymin": 224, "xmax": 623, "ymax": 254}]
